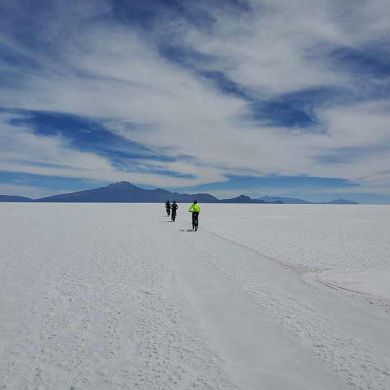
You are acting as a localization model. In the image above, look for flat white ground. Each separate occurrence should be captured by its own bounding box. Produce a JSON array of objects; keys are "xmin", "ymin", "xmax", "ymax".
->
[{"xmin": 0, "ymin": 203, "xmax": 389, "ymax": 390}]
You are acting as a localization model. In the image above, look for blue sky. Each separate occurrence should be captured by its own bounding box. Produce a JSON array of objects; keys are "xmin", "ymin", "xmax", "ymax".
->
[{"xmin": 0, "ymin": 0, "xmax": 390, "ymax": 202}]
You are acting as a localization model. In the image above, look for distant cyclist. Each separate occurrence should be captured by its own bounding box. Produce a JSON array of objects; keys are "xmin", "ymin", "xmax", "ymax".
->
[
  {"xmin": 171, "ymin": 201, "xmax": 178, "ymax": 222},
  {"xmin": 188, "ymin": 200, "xmax": 201, "ymax": 231},
  {"xmin": 165, "ymin": 200, "xmax": 171, "ymax": 217}
]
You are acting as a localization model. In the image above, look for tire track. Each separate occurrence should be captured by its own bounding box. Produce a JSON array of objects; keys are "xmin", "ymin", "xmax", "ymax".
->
[{"xmin": 183, "ymin": 229, "xmax": 390, "ymax": 390}]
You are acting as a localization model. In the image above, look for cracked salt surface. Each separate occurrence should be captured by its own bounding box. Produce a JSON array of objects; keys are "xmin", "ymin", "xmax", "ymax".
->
[{"xmin": 0, "ymin": 203, "xmax": 389, "ymax": 389}]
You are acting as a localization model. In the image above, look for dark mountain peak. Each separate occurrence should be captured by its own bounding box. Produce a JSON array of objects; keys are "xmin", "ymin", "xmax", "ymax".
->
[
  {"xmin": 236, "ymin": 195, "xmax": 252, "ymax": 201},
  {"xmin": 220, "ymin": 194, "xmax": 255, "ymax": 203},
  {"xmin": 106, "ymin": 181, "xmax": 138, "ymax": 190},
  {"xmin": 36, "ymin": 181, "xmax": 219, "ymax": 203}
]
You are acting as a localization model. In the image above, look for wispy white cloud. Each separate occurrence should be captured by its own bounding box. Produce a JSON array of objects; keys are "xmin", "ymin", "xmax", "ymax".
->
[
  {"xmin": 0, "ymin": 111, "xmax": 227, "ymax": 188},
  {"xmin": 0, "ymin": 0, "xmax": 389, "ymax": 196}
]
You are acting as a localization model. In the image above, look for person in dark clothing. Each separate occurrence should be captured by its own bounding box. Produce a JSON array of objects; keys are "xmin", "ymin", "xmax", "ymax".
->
[
  {"xmin": 171, "ymin": 201, "xmax": 178, "ymax": 222},
  {"xmin": 165, "ymin": 200, "xmax": 171, "ymax": 217}
]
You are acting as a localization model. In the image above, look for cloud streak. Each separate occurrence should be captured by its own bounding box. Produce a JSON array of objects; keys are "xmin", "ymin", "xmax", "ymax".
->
[{"xmin": 0, "ymin": 0, "xmax": 389, "ymax": 201}]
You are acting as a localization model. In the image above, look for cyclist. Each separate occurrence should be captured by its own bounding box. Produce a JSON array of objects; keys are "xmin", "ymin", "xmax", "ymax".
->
[
  {"xmin": 171, "ymin": 201, "xmax": 178, "ymax": 222},
  {"xmin": 165, "ymin": 200, "xmax": 171, "ymax": 217},
  {"xmin": 188, "ymin": 200, "xmax": 201, "ymax": 231}
]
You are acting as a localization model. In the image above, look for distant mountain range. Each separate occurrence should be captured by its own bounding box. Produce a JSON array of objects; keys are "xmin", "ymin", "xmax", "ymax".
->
[
  {"xmin": 257, "ymin": 196, "xmax": 314, "ymax": 204},
  {"xmin": 0, "ymin": 181, "xmax": 359, "ymax": 204},
  {"xmin": 0, "ymin": 195, "xmax": 33, "ymax": 202},
  {"xmin": 256, "ymin": 196, "xmax": 358, "ymax": 205},
  {"xmin": 325, "ymin": 199, "xmax": 359, "ymax": 204}
]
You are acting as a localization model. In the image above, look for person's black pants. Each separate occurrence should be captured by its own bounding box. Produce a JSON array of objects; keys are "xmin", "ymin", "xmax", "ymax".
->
[{"xmin": 192, "ymin": 212, "xmax": 199, "ymax": 227}]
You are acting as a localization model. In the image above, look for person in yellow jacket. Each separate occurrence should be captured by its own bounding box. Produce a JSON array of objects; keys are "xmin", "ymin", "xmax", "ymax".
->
[{"xmin": 188, "ymin": 200, "xmax": 201, "ymax": 231}]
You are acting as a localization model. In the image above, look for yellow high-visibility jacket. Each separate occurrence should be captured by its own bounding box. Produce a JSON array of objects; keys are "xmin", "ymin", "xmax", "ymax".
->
[{"xmin": 188, "ymin": 203, "xmax": 201, "ymax": 213}]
